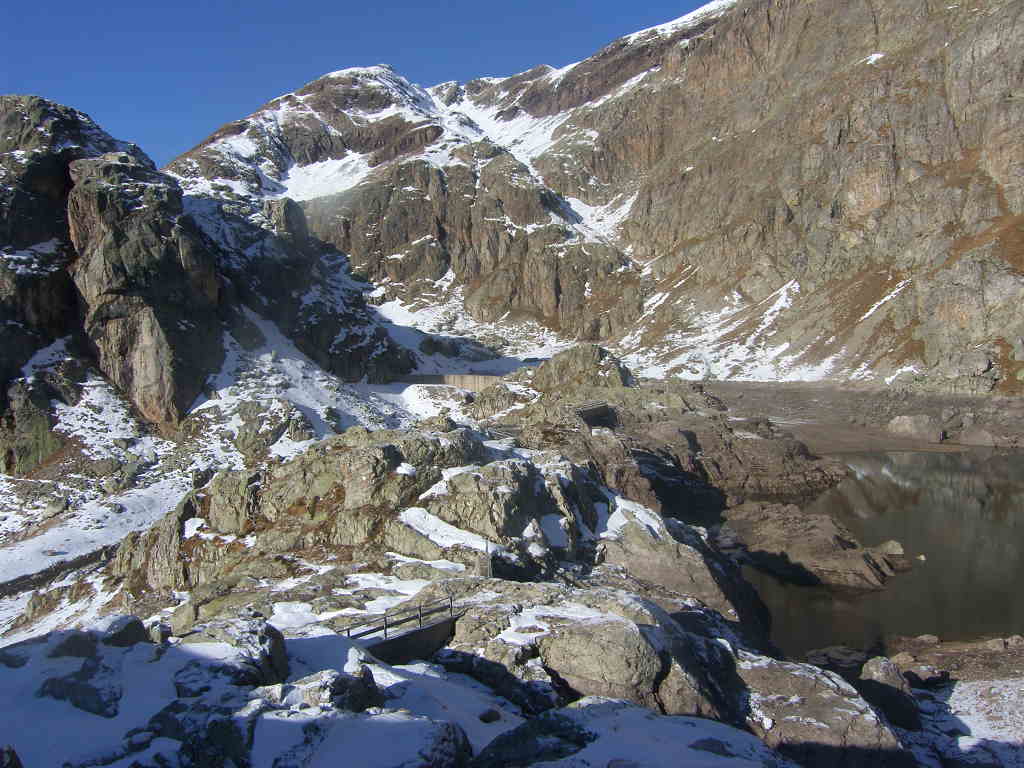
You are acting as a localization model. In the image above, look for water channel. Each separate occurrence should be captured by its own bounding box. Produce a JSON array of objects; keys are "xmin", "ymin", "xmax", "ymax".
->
[{"xmin": 743, "ymin": 450, "xmax": 1024, "ymax": 659}]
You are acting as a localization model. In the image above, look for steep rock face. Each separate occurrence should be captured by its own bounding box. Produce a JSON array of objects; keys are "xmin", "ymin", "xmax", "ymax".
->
[
  {"xmin": 167, "ymin": 0, "xmax": 1024, "ymax": 393},
  {"xmin": 0, "ymin": 95, "xmax": 136, "ymax": 397},
  {"xmin": 612, "ymin": 0, "xmax": 1024, "ymax": 393},
  {"xmin": 0, "ymin": 97, "xmax": 226, "ymax": 431},
  {"xmin": 66, "ymin": 152, "xmax": 224, "ymax": 425},
  {"xmin": 0, "ymin": 93, "xmax": 413, "ymax": 457},
  {"xmin": 166, "ymin": 65, "xmax": 644, "ymax": 342}
]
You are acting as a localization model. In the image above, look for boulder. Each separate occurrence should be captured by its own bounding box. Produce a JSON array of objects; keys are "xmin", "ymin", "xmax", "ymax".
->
[
  {"xmin": 532, "ymin": 345, "xmax": 635, "ymax": 392},
  {"xmin": 47, "ymin": 630, "xmax": 99, "ymax": 659},
  {"xmin": 736, "ymin": 653, "xmax": 907, "ymax": 766},
  {"xmin": 96, "ymin": 615, "xmax": 151, "ymax": 647},
  {"xmin": 886, "ymin": 415, "xmax": 944, "ymax": 443},
  {"xmin": 857, "ymin": 656, "xmax": 921, "ymax": 730},
  {"xmin": 289, "ymin": 664, "xmax": 384, "ymax": 712},
  {"xmin": 182, "ymin": 615, "xmax": 290, "ymax": 685},
  {"xmin": 537, "ymin": 618, "xmax": 665, "ymax": 710},
  {"xmin": 37, "ymin": 657, "xmax": 122, "ymax": 718}
]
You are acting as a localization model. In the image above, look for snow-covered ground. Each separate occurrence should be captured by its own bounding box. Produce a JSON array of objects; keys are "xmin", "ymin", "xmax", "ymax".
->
[
  {"xmin": 370, "ymin": 276, "xmax": 574, "ymax": 372},
  {"xmin": 0, "ymin": 298, "xmax": 546, "ymax": 587},
  {"xmin": 903, "ymin": 680, "xmax": 1024, "ymax": 767}
]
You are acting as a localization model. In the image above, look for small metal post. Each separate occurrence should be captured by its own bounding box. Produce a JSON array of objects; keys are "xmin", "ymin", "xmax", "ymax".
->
[
  {"xmin": 418, "ymin": 604, "xmax": 423, "ymax": 627},
  {"xmin": 383, "ymin": 614, "xmax": 388, "ymax": 639}
]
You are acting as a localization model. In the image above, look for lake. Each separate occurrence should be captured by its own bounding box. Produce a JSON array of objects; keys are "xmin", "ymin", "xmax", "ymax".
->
[{"xmin": 743, "ymin": 450, "xmax": 1024, "ymax": 659}]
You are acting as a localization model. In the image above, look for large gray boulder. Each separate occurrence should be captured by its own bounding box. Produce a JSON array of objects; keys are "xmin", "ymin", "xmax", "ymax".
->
[
  {"xmin": 421, "ymin": 576, "xmax": 902, "ymax": 765},
  {"xmin": 737, "ymin": 653, "xmax": 907, "ymax": 766}
]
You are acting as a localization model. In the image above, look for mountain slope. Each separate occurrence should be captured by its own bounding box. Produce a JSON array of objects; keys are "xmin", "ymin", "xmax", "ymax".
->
[{"xmin": 169, "ymin": 0, "xmax": 1024, "ymax": 393}]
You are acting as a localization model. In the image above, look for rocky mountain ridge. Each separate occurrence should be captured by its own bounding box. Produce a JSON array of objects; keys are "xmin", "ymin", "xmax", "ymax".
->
[
  {"xmin": 2, "ymin": 0, "xmax": 1024, "ymax": 765},
  {"xmin": 166, "ymin": 0, "xmax": 1024, "ymax": 394}
]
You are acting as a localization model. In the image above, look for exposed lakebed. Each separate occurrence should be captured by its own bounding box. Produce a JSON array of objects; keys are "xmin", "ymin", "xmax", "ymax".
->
[{"xmin": 745, "ymin": 450, "xmax": 1024, "ymax": 659}]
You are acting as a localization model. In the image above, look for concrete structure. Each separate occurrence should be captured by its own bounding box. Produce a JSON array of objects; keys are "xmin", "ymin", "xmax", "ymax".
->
[
  {"xmin": 402, "ymin": 374, "xmax": 503, "ymax": 392},
  {"xmin": 365, "ymin": 616, "xmax": 458, "ymax": 665}
]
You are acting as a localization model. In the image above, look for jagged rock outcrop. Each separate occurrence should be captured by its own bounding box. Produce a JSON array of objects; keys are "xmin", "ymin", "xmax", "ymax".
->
[
  {"xmin": 166, "ymin": 66, "xmax": 644, "ymax": 341},
  {"xmin": 66, "ymin": 151, "xmax": 224, "ymax": 424},
  {"xmin": 0, "ymin": 95, "xmax": 132, "ymax": 400},
  {"xmin": 475, "ymin": 379, "xmax": 846, "ymax": 513},
  {"xmin": 418, "ymin": 576, "xmax": 903, "ymax": 765},
  {"xmin": 108, "ymin": 424, "xmax": 759, "ymax": 629},
  {"xmin": 721, "ymin": 501, "xmax": 900, "ymax": 589},
  {"xmin": 0, "ymin": 93, "xmax": 414, "ymax": 460},
  {"xmin": 0, "ymin": 378, "xmax": 65, "ymax": 475},
  {"xmin": 531, "ymin": 344, "xmax": 635, "ymax": 392}
]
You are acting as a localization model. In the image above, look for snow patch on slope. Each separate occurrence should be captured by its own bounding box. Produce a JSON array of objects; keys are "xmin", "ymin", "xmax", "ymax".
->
[{"xmin": 622, "ymin": 0, "xmax": 739, "ymax": 44}]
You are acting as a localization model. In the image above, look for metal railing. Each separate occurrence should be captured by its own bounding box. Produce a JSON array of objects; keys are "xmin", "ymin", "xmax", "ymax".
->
[{"xmin": 336, "ymin": 596, "xmax": 455, "ymax": 641}]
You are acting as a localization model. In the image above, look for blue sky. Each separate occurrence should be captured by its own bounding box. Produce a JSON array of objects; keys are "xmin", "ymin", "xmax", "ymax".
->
[{"xmin": 2, "ymin": 1, "xmax": 707, "ymax": 167}]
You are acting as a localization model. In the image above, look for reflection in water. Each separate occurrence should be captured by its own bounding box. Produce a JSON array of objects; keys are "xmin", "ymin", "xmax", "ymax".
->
[{"xmin": 745, "ymin": 451, "xmax": 1024, "ymax": 659}]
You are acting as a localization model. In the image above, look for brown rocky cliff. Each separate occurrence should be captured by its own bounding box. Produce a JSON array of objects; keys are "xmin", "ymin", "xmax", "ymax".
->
[
  {"xmin": 595, "ymin": 0, "xmax": 1024, "ymax": 391},
  {"xmin": 165, "ymin": 0, "xmax": 1024, "ymax": 392}
]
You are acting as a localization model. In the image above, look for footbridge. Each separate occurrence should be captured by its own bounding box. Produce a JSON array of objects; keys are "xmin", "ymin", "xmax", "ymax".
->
[{"xmin": 335, "ymin": 597, "xmax": 461, "ymax": 665}]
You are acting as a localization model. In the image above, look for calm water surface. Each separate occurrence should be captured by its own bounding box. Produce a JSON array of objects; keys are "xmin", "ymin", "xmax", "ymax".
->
[{"xmin": 744, "ymin": 451, "xmax": 1024, "ymax": 659}]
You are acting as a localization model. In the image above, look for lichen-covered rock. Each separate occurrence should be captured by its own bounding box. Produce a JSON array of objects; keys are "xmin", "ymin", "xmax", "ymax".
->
[
  {"xmin": 532, "ymin": 345, "xmax": 635, "ymax": 393},
  {"xmin": 596, "ymin": 498, "xmax": 747, "ymax": 623},
  {"xmin": 737, "ymin": 652, "xmax": 907, "ymax": 766},
  {"xmin": 0, "ymin": 96, "xmax": 137, "ymax": 391},
  {"xmin": 112, "ymin": 492, "xmax": 199, "ymax": 592},
  {"xmin": 0, "ymin": 378, "xmax": 65, "ymax": 475},
  {"xmin": 418, "ymin": 574, "xmax": 902, "ymax": 762}
]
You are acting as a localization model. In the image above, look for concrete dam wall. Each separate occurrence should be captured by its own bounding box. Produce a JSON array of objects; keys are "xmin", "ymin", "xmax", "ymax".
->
[{"xmin": 402, "ymin": 374, "xmax": 503, "ymax": 392}]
